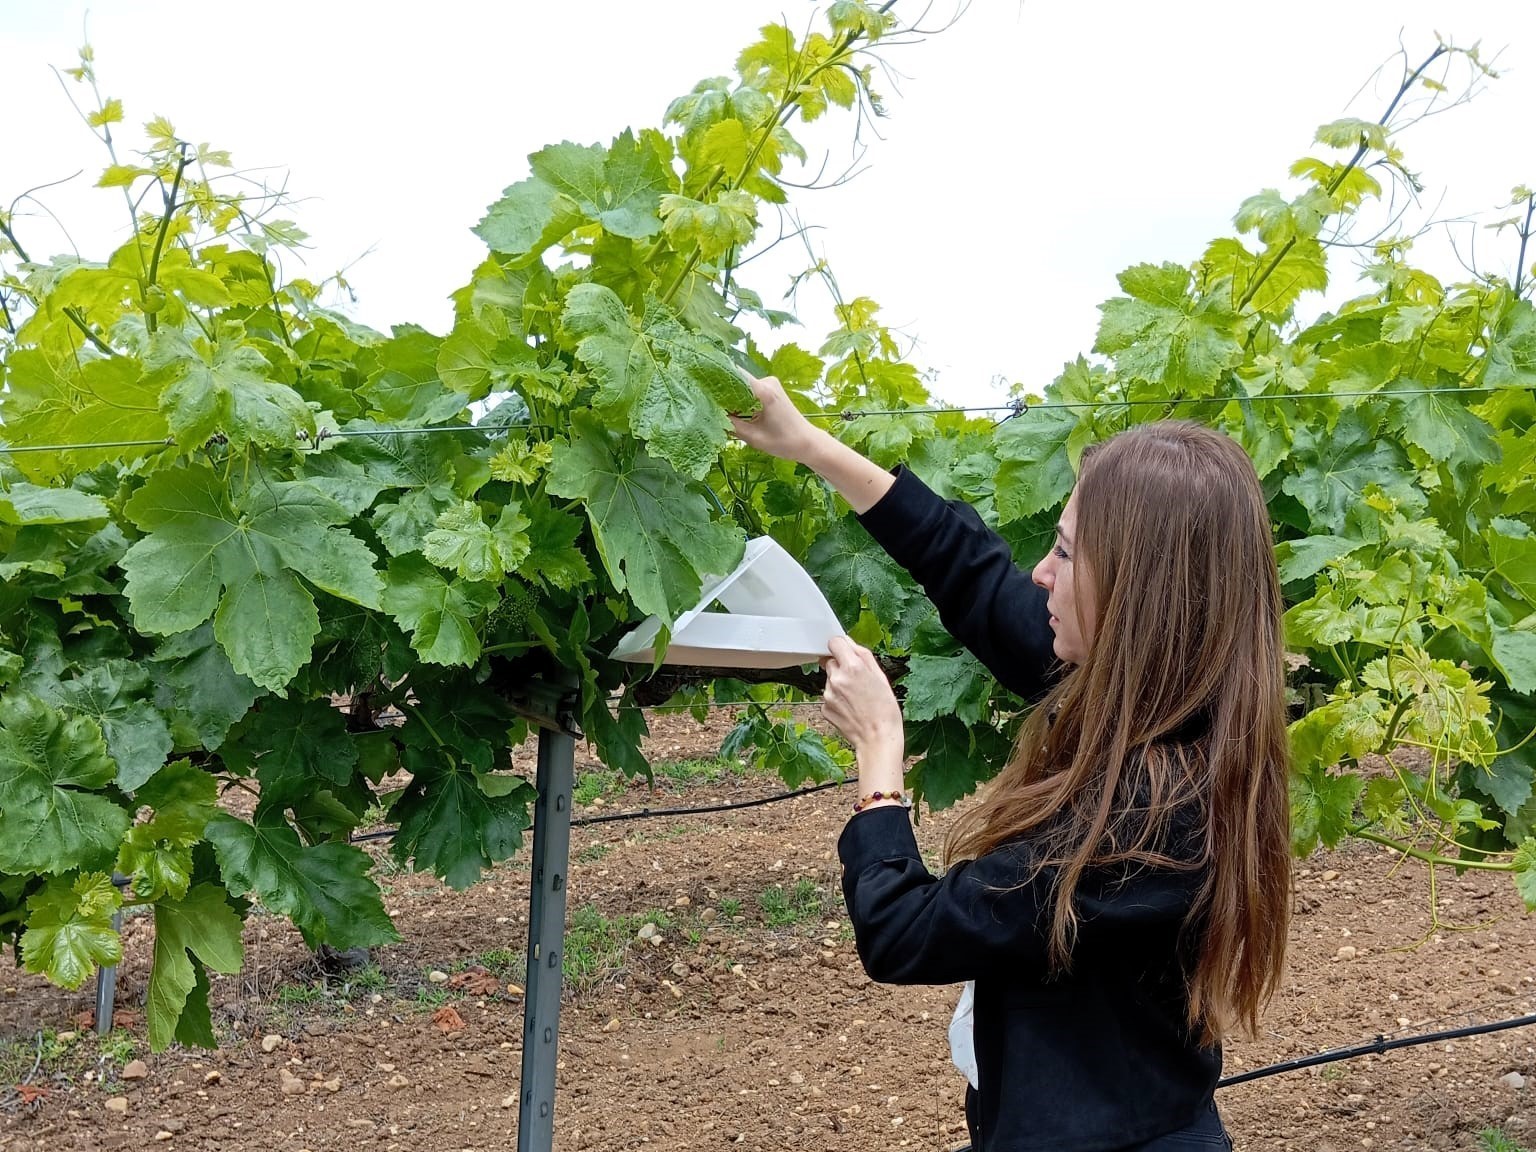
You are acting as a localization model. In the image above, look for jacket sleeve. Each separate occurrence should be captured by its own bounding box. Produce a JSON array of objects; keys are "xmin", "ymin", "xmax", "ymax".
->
[
  {"xmin": 856, "ymin": 467, "xmax": 1058, "ymax": 701},
  {"xmin": 838, "ymin": 807, "xmax": 1202, "ymax": 986}
]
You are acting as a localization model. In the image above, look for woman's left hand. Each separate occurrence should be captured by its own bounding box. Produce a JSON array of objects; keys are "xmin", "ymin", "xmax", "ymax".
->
[{"xmin": 821, "ymin": 636, "xmax": 904, "ymax": 771}]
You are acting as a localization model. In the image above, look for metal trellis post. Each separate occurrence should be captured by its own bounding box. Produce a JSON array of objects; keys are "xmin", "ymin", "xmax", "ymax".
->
[
  {"xmin": 517, "ymin": 683, "xmax": 580, "ymax": 1152},
  {"xmin": 94, "ymin": 906, "xmax": 123, "ymax": 1036}
]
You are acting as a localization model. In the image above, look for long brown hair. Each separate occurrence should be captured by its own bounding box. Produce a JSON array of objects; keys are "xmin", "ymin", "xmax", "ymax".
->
[{"xmin": 946, "ymin": 420, "xmax": 1290, "ymax": 1045}]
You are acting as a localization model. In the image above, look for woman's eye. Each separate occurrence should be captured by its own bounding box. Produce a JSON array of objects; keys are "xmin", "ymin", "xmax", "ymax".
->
[{"xmin": 1053, "ymin": 544, "xmax": 1070, "ymax": 561}]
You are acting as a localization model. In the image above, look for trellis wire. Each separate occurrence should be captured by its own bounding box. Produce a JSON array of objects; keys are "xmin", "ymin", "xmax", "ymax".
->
[{"xmin": 2, "ymin": 381, "xmax": 1532, "ymax": 456}]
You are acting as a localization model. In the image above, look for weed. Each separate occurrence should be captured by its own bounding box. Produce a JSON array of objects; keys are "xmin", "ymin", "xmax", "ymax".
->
[
  {"xmin": 478, "ymin": 947, "xmax": 523, "ymax": 974},
  {"xmin": 758, "ymin": 877, "xmax": 827, "ymax": 927},
  {"xmin": 654, "ymin": 757, "xmax": 734, "ymax": 785},
  {"xmin": 1318, "ymin": 1065, "xmax": 1345, "ymax": 1082},
  {"xmin": 97, "ymin": 1029, "xmax": 137, "ymax": 1065},
  {"xmin": 1480, "ymin": 1129, "xmax": 1531, "ymax": 1152},
  {"xmin": 562, "ymin": 905, "xmax": 672, "ymax": 993},
  {"xmin": 346, "ymin": 964, "xmax": 389, "ymax": 993},
  {"xmin": 576, "ymin": 842, "xmax": 612, "ymax": 863},
  {"xmin": 718, "ymin": 897, "xmax": 742, "ymax": 919},
  {"xmin": 414, "ymin": 983, "xmax": 452, "ymax": 1008},
  {"xmin": 276, "ymin": 981, "xmax": 325, "ymax": 1006},
  {"xmin": 573, "ymin": 770, "xmax": 624, "ymax": 806}
]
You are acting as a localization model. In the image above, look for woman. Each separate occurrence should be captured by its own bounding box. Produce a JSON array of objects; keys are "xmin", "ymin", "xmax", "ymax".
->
[{"xmin": 729, "ymin": 376, "xmax": 1291, "ymax": 1151}]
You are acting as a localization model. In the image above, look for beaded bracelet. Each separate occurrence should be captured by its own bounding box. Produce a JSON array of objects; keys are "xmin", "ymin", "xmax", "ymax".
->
[{"xmin": 852, "ymin": 789, "xmax": 913, "ymax": 813}]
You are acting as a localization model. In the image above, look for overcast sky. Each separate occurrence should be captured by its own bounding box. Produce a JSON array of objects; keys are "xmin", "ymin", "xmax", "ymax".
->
[{"xmin": 3, "ymin": 1, "xmax": 1533, "ymax": 408}]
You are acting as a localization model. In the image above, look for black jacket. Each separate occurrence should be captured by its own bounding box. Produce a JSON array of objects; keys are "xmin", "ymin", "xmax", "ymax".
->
[{"xmin": 838, "ymin": 467, "xmax": 1219, "ymax": 1151}]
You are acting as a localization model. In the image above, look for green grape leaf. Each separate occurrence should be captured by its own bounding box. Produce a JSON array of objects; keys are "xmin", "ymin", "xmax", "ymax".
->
[
  {"xmin": 422, "ymin": 501, "xmax": 531, "ymax": 583},
  {"xmin": 1514, "ymin": 838, "xmax": 1536, "ymax": 910},
  {"xmin": 358, "ymin": 327, "xmax": 468, "ymax": 424},
  {"xmin": 20, "ymin": 873, "xmax": 123, "ymax": 990},
  {"xmin": 205, "ymin": 812, "xmax": 398, "ymax": 950},
  {"xmin": 475, "ymin": 175, "xmax": 585, "ymax": 263},
  {"xmin": 0, "ymin": 349, "xmax": 168, "ymax": 479},
  {"xmin": 0, "ymin": 484, "xmax": 110, "ymax": 525},
  {"xmin": 1488, "ymin": 523, "xmax": 1536, "ymax": 607},
  {"xmin": 50, "ymin": 661, "xmax": 172, "ymax": 790},
  {"xmin": 1281, "ymin": 414, "xmax": 1423, "ymax": 534},
  {"xmin": 720, "ymin": 712, "xmax": 843, "ymax": 788},
  {"xmin": 146, "ymin": 327, "xmax": 314, "ymax": 450},
  {"xmin": 173, "ymin": 965, "xmax": 217, "ymax": 1050},
  {"xmin": 1289, "ymin": 693, "xmax": 1390, "ymax": 771},
  {"xmin": 1492, "ymin": 625, "xmax": 1536, "ymax": 695},
  {"xmin": 1274, "ymin": 535, "xmax": 1365, "ymax": 583},
  {"xmin": 518, "ymin": 501, "xmax": 594, "ymax": 592},
  {"xmin": 1290, "ymin": 764, "xmax": 1365, "ymax": 854},
  {"xmin": 220, "ymin": 697, "xmax": 358, "ymax": 811},
  {"xmin": 149, "ymin": 623, "xmax": 260, "ymax": 751},
  {"xmin": 581, "ymin": 691, "xmax": 651, "ymax": 782},
  {"xmin": 1486, "ymin": 300, "xmax": 1536, "ymax": 388},
  {"xmin": 659, "ymin": 190, "xmax": 758, "ymax": 259},
  {"xmin": 1093, "ymin": 263, "xmax": 1244, "ymax": 395},
  {"xmin": 1386, "ymin": 384, "xmax": 1498, "ymax": 483},
  {"xmin": 530, "ymin": 130, "xmax": 673, "ymax": 241},
  {"xmin": 121, "ymin": 465, "xmax": 382, "ymax": 689},
  {"xmin": 382, "ymin": 555, "xmax": 498, "ymax": 666},
  {"xmin": 0, "ymin": 692, "xmax": 131, "ymax": 874},
  {"xmin": 806, "ymin": 514, "xmax": 909, "ymax": 627},
  {"xmin": 146, "ymin": 884, "xmax": 243, "ymax": 1052},
  {"xmin": 390, "ymin": 744, "xmax": 536, "ymax": 889},
  {"xmin": 561, "ymin": 285, "xmax": 753, "ymax": 478},
  {"xmin": 1490, "ymin": 690, "xmax": 1536, "ymax": 835},
  {"xmin": 901, "ymin": 652, "xmax": 992, "ymax": 726},
  {"xmin": 994, "ymin": 404, "xmax": 1079, "ymax": 523},
  {"xmin": 547, "ymin": 413, "xmax": 743, "ymax": 624},
  {"xmin": 905, "ymin": 717, "xmax": 1011, "ymax": 812},
  {"xmin": 117, "ymin": 759, "xmax": 218, "ymax": 902}
]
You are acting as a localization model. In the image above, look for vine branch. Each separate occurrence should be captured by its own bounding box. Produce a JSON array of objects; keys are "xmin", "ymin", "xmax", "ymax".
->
[
  {"xmin": 1238, "ymin": 44, "xmax": 1448, "ymax": 313},
  {"xmin": 145, "ymin": 144, "xmax": 190, "ymax": 334},
  {"xmin": 1514, "ymin": 194, "xmax": 1534, "ymax": 297},
  {"xmin": 63, "ymin": 306, "xmax": 114, "ymax": 355}
]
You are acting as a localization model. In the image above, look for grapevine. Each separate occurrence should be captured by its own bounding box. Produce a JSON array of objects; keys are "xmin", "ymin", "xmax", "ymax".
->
[{"xmin": 1, "ymin": 10, "xmax": 1534, "ymax": 1051}]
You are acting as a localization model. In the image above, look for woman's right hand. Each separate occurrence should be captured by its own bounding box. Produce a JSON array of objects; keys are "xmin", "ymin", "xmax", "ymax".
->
[{"xmin": 728, "ymin": 373, "xmax": 825, "ymax": 465}]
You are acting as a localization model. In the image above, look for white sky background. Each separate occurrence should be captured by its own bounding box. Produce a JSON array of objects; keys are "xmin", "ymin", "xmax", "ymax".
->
[{"xmin": 2, "ymin": 1, "xmax": 1533, "ymax": 409}]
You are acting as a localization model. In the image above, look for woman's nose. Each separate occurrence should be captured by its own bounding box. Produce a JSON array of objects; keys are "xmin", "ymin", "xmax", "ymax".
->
[{"xmin": 1032, "ymin": 558, "xmax": 1051, "ymax": 590}]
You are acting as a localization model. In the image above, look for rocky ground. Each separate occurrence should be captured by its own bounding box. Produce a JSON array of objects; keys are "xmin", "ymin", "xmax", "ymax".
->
[{"xmin": 1, "ymin": 712, "xmax": 1532, "ymax": 1151}]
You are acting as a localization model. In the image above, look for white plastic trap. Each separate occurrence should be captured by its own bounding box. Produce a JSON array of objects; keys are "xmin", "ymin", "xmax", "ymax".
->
[{"xmin": 610, "ymin": 537, "xmax": 843, "ymax": 669}]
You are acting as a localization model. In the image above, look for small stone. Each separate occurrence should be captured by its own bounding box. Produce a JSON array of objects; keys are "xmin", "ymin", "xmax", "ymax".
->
[
  {"xmin": 261, "ymin": 1034, "xmax": 284, "ymax": 1053},
  {"xmin": 279, "ymin": 1069, "xmax": 305, "ymax": 1096},
  {"xmin": 387, "ymin": 1074, "xmax": 410, "ymax": 1090},
  {"xmin": 122, "ymin": 1059, "xmax": 150, "ymax": 1081},
  {"xmin": 105, "ymin": 1096, "xmax": 129, "ymax": 1115},
  {"xmin": 428, "ymin": 970, "xmax": 449, "ymax": 984},
  {"xmin": 603, "ymin": 1018, "xmax": 621, "ymax": 1033},
  {"xmin": 1335, "ymin": 946, "xmax": 1357, "ymax": 961},
  {"xmin": 204, "ymin": 1071, "xmax": 222, "ymax": 1084},
  {"xmin": 675, "ymin": 895, "xmax": 691, "ymax": 907},
  {"xmin": 1396, "ymin": 1017, "xmax": 1411, "ymax": 1029},
  {"xmin": 321, "ymin": 1077, "xmax": 342, "ymax": 1093},
  {"xmin": 636, "ymin": 922, "xmax": 657, "ymax": 941},
  {"xmin": 160, "ymin": 1119, "xmax": 185, "ymax": 1133},
  {"xmin": 506, "ymin": 983, "xmax": 524, "ymax": 996},
  {"xmin": 1501, "ymin": 1071, "xmax": 1528, "ymax": 1090},
  {"xmin": 369, "ymin": 993, "xmax": 383, "ymax": 1004},
  {"xmin": 699, "ymin": 908, "xmax": 717, "ymax": 924},
  {"xmin": 56, "ymin": 1031, "xmax": 77, "ymax": 1043},
  {"xmin": 501, "ymin": 1094, "xmax": 518, "ymax": 1109},
  {"xmin": 1321, "ymin": 870, "xmax": 1340, "ymax": 881},
  {"xmin": 154, "ymin": 1131, "xmax": 174, "ymax": 1142}
]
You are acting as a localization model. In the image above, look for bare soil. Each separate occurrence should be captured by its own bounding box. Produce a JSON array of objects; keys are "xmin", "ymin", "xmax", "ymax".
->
[{"xmin": 1, "ymin": 712, "xmax": 1533, "ymax": 1152}]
